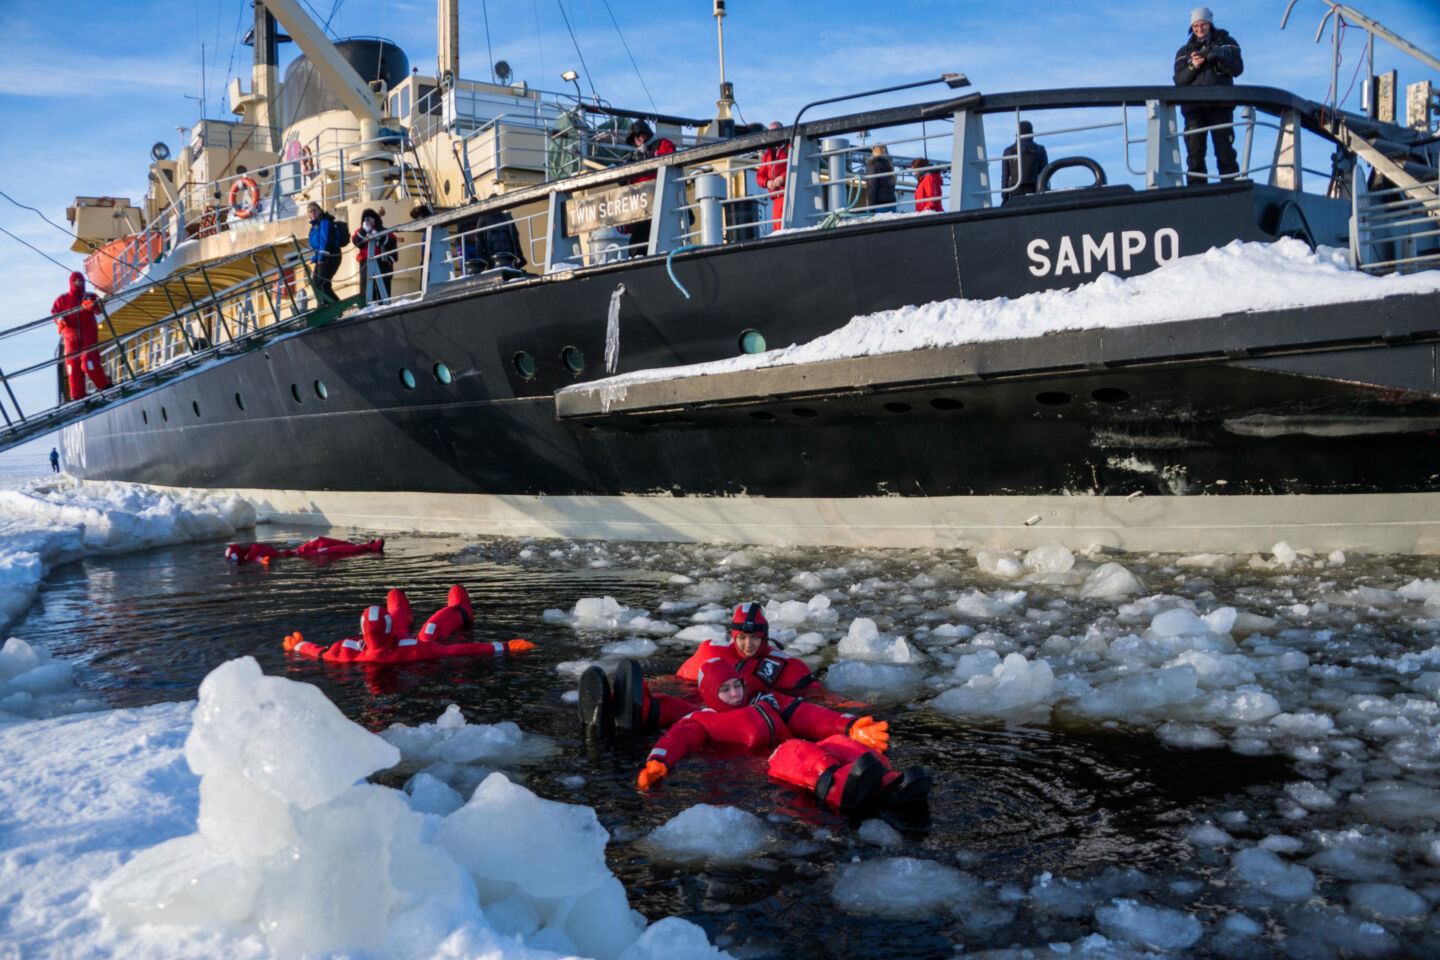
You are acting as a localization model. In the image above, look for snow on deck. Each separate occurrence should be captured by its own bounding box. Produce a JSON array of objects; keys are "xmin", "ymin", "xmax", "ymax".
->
[{"xmin": 561, "ymin": 240, "xmax": 1440, "ymax": 396}]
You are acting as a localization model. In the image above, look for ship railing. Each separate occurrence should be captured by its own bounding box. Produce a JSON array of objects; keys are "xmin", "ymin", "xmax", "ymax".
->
[
  {"xmin": 1352, "ymin": 173, "xmax": 1440, "ymax": 274},
  {"xmin": 123, "ymin": 131, "xmax": 421, "ymax": 290},
  {"xmin": 393, "ymin": 84, "xmax": 1408, "ymax": 288},
  {"xmin": 0, "ymin": 242, "xmax": 320, "ymax": 448}
]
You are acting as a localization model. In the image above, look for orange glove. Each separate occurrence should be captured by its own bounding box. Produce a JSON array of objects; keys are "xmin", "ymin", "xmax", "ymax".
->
[
  {"xmin": 283, "ymin": 631, "xmax": 304, "ymax": 652},
  {"xmin": 849, "ymin": 717, "xmax": 890, "ymax": 753},
  {"xmin": 637, "ymin": 759, "xmax": 668, "ymax": 791},
  {"xmin": 506, "ymin": 638, "xmax": 536, "ymax": 652}
]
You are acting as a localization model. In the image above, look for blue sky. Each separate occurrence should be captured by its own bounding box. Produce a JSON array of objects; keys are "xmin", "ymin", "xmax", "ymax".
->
[{"xmin": 0, "ymin": 0, "xmax": 1437, "ymax": 436}]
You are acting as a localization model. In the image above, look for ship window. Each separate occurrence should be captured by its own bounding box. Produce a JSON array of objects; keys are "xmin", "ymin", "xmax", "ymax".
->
[
  {"xmin": 161, "ymin": 406, "xmax": 168, "ymax": 421},
  {"xmin": 291, "ymin": 383, "xmax": 303, "ymax": 403},
  {"xmin": 235, "ymin": 393, "xmax": 245, "ymax": 411},
  {"xmin": 560, "ymin": 346, "xmax": 585, "ymax": 375},
  {"xmin": 930, "ymin": 397, "xmax": 964, "ymax": 411},
  {"xmin": 433, "ymin": 362, "xmax": 452, "ymax": 384},
  {"xmin": 314, "ymin": 380, "xmax": 328, "ymax": 399},
  {"xmin": 192, "ymin": 400, "xmax": 201, "ymax": 417},
  {"xmin": 513, "ymin": 351, "xmax": 537, "ymax": 379},
  {"xmin": 1092, "ymin": 387, "xmax": 1130, "ymax": 403},
  {"xmin": 883, "ymin": 402, "xmax": 911, "ymax": 414},
  {"xmin": 739, "ymin": 329, "xmax": 767, "ymax": 354},
  {"xmin": 399, "ymin": 368, "xmax": 416, "ymax": 389},
  {"xmin": 1036, "ymin": 391, "xmax": 1072, "ymax": 406},
  {"xmin": 792, "ymin": 408, "xmax": 818, "ymax": 418},
  {"xmin": 235, "ymin": 165, "xmax": 247, "ymax": 175}
]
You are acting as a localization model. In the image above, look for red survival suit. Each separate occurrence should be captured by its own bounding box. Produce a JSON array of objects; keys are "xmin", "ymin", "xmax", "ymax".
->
[
  {"xmin": 225, "ymin": 536, "xmax": 384, "ymax": 564},
  {"xmin": 677, "ymin": 603, "xmax": 822, "ymax": 695},
  {"xmin": 52, "ymin": 271, "xmax": 112, "ymax": 401},
  {"xmin": 915, "ymin": 171, "xmax": 944, "ymax": 213},
  {"xmin": 637, "ymin": 658, "xmax": 894, "ymax": 812},
  {"xmin": 285, "ymin": 586, "xmax": 536, "ymax": 664},
  {"xmin": 757, "ymin": 143, "xmax": 790, "ymax": 226}
]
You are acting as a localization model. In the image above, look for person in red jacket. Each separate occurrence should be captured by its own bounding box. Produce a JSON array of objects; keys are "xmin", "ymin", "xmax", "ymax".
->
[
  {"xmin": 677, "ymin": 602, "xmax": 821, "ymax": 695},
  {"xmin": 756, "ymin": 122, "xmax": 789, "ymax": 228},
  {"xmin": 284, "ymin": 585, "xmax": 536, "ymax": 663},
  {"xmin": 52, "ymin": 271, "xmax": 112, "ymax": 401},
  {"xmin": 634, "ymin": 658, "xmax": 928, "ymax": 812},
  {"xmin": 224, "ymin": 536, "xmax": 383, "ymax": 564},
  {"xmin": 912, "ymin": 158, "xmax": 945, "ymax": 213},
  {"xmin": 624, "ymin": 120, "xmax": 677, "ymax": 257}
]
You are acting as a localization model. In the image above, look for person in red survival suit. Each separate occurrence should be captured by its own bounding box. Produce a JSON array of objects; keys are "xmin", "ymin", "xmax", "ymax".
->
[
  {"xmin": 912, "ymin": 157, "xmax": 945, "ymax": 213},
  {"xmin": 283, "ymin": 585, "xmax": 536, "ymax": 663},
  {"xmin": 677, "ymin": 602, "xmax": 822, "ymax": 696},
  {"xmin": 52, "ymin": 271, "xmax": 112, "ymax": 402},
  {"xmin": 756, "ymin": 122, "xmax": 790, "ymax": 228},
  {"xmin": 634, "ymin": 658, "xmax": 929, "ymax": 812},
  {"xmin": 224, "ymin": 536, "xmax": 384, "ymax": 564}
]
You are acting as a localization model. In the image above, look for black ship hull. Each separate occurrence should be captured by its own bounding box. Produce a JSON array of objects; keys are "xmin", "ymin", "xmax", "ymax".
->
[{"xmin": 63, "ymin": 182, "xmax": 1440, "ymax": 552}]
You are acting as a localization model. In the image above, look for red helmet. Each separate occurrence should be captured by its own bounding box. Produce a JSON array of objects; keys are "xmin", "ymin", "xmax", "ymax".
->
[{"xmin": 729, "ymin": 602, "xmax": 768, "ymax": 639}]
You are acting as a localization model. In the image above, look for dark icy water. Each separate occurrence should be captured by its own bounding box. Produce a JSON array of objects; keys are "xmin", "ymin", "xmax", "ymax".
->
[{"xmin": 16, "ymin": 529, "xmax": 1440, "ymax": 959}]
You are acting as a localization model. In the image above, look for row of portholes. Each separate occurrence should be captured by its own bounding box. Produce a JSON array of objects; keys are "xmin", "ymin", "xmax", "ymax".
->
[
  {"xmin": 140, "ymin": 400, "xmax": 205, "ymax": 425},
  {"xmin": 504, "ymin": 331, "xmax": 764, "ymax": 382},
  {"xmin": 742, "ymin": 388, "xmax": 1132, "ymax": 421}
]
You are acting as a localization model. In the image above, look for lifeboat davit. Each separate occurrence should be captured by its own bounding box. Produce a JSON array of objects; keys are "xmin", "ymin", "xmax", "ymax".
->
[{"xmin": 84, "ymin": 231, "xmax": 164, "ymax": 295}]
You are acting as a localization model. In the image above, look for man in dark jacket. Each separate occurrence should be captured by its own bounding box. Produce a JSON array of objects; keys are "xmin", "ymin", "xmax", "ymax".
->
[
  {"xmin": 624, "ymin": 120, "xmax": 677, "ymax": 257},
  {"xmin": 1001, "ymin": 121, "xmax": 1049, "ymax": 201},
  {"xmin": 1173, "ymin": 7, "xmax": 1244, "ymax": 186}
]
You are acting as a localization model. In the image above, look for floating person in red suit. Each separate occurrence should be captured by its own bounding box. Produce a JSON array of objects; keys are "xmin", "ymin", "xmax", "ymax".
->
[
  {"xmin": 632, "ymin": 657, "xmax": 929, "ymax": 812},
  {"xmin": 580, "ymin": 602, "xmax": 837, "ymax": 734},
  {"xmin": 283, "ymin": 585, "xmax": 536, "ymax": 664},
  {"xmin": 224, "ymin": 536, "xmax": 384, "ymax": 564},
  {"xmin": 677, "ymin": 602, "xmax": 822, "ymax": 694}
]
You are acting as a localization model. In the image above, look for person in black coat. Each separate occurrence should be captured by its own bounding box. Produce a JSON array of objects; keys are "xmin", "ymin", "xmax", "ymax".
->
[
  {"xmin": 1173, "ymin": 6, "xmax": 1244, "ymax": 186},
  {"xmin": 865, "ymin": 145, "xmax": 897, "ymax": 213},
  {"xmin": 1002, "ymin": 121, "xmax": 1049, "ymax": 201}
]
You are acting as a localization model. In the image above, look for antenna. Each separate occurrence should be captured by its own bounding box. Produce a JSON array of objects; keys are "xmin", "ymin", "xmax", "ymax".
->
[{"xmin": 714, "ymin": 0, "xmax": 733, "ymax": 121}]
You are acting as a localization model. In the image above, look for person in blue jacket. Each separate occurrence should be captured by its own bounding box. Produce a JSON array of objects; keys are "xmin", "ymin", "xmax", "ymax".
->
[{"xmin": 306, "ymin": 202, "xmax": 343, "ymax": 303}]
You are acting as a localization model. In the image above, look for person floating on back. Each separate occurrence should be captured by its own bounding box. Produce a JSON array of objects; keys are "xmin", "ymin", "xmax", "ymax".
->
[
  {"xmin": 224, "ymin": 535, "xmax": 384, "ymax": 564},
  {"xmin": 283, "ymin": 585, "xmax": 536, "ymax": 664},
  {"xmin": 632, "ymin": 657, "xmax": 929, "ymax": 813},
  {"xmin": 1173, "ymin": 6, "xmax": 1244, "ymax": 186}
]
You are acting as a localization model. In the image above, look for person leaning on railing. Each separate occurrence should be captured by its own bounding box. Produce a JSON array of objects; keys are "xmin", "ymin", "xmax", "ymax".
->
[
  {"xmin": 1173, "ymin": 6, "xmax": 1244, "ymax": 186},
  {"xmin": 623, "ymin": 120, "xmax": 677, "ymax": 256},
  {"xmin": 306, "ymin": 202, "xmax": 343, "ymax": 303},
  {"xmin": 757, "ymin": 121, "xmax": 789, "ymax": 228},
  {"xmin": 352, "ymin": 208, "xmax": 397, "ymax": 301}
]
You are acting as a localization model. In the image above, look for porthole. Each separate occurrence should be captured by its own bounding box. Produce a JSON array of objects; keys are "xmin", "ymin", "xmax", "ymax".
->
[
  {"xmin": 192, "ymin": 400, "xmax": 201, "ymax": 417},
  {"xmin": 443, "ymin": 179, "xmax": 452, "ymax": 196},
  {"xmin": 235, "ymin": 393, "xmax": 245, "ymax": 411},
  {"xmin": 142, "ymin": 409, "xmax": 149, "ymax": 424},
  {"xmin": 792, "ymin": 407, "xmax": 818, "ymax": 418},
  {"xmin": 1092, "ymin": 387, "xmax": 1130, "ymax": 403},
  {"xmin": 291, "ymin": 383, "xmax": 303, "ymax": 403},
  {"xmin": 883, "ymin": 401, "xmax": 911, "ymax": 414},
  {"xmin": 513, "ymin": 351, "xmax": 537, "ymax": 379},
  {"xmin": 160, "ymin": 406, "xmax": 168, "ymax": 422},
  {"xmin": 314, "ymin": 380, "xmax": 328, "ymax": 399},
  {"xmin": 1036, "ymin": 391, "xmax": 1072, "ymax": 406},
  {"xmin": 738, "ymin": 329, "xmax": 767, "ymax": 354},
  {"xmin": 929, "ymin": 397, "xmax": 964, "ymax": 411},
  {"xmin": 560, "ymin": 346, "xmax": 585, "ymax": 375},
  {"xmin": 433, "ymin": 362, "xmax": 453, "ymax": 384},
  {"xmin": 399, "ymin": 368, "xmax": 416, "ymax": 389},
  {"xmin": 750, "ymin": 410, "xmax": 775, "ymax": 421}
]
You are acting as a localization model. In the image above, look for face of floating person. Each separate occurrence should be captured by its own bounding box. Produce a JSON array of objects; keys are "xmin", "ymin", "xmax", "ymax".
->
[
  {"xmin": 717, "ymin": 678, "xmax": 747, "ymax": 707},
  {"xmin": 732, "ymin": 630, "xmax": 763, "ymax": 658}
]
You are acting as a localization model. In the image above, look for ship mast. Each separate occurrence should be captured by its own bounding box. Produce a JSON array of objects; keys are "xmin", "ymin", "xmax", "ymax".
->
[
  {"xmin": 714, "ymin": 0, "xmax": 735, "ymax": 130},
  {"xmin": 252, "ymin": 2, "xmax": 281, "ymax": 151},
  {"xmin": 438, "ymin": 0, "xmax": 460, "ymax": 88}
]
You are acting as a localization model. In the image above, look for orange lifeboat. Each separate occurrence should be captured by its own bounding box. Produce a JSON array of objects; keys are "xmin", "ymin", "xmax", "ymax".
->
[{"xmin": 84, "ymin": 231, "xmax": 164, "ymax": 294}]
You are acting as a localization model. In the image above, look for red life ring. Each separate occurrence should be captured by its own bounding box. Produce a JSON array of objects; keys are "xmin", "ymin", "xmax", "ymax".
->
[{"xmin": 229, "ymin": 176, "xmax": 259, "ymax": 219}]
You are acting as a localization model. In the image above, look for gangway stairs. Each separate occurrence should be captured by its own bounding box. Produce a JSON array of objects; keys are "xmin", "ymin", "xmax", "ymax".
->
[{"xmin": 0, "ymin": 240, "xmax": 338, "ymax": 455}]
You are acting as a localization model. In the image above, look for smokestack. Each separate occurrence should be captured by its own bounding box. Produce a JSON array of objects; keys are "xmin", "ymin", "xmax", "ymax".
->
[
  {"xmin": 252, "ymin": 2, "xmax": 279, "ymax": 148},
  {"xmin": 438, "ymin": 0, "xmax": 459, "ymax": 87}
]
